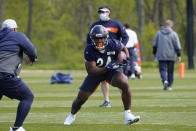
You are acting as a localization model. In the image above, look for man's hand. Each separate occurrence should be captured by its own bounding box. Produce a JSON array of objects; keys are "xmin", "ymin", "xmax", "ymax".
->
[
  {"xmin": 25, "ymin": 56, "xmax": 34, "ymax": 65},
  {"xmin": 25, "ymin": 55, "xmax": 38, "ymax": 65},
  {"xmin": 153, "ymin": 54, "xmax": 158, "ymax": 62},
  {"xmin": 176, "ymin": 56, "xmax": 181, "ymax": 63},
  {"xmin": 105, "ymin": 61, "xmax": 120, "ymax": 71}
]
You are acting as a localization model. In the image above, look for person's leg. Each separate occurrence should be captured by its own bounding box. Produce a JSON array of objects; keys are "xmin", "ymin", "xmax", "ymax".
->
[
  {"xmin": 99, "ymin": 81, "xmax": 111, "ymax": 107},
  {"xmin": 101, "ymin": 81, "xmax": 109, "ymax": 102},
  {"xmin": 71, "ymin": 90, "xmax": 92, "ymax": 114},
  {"xmin": 64, "ymin": 90, "xmax": 92, "ymax": 125},
  {"xmin": 110, "ymin": 72, "xmax": 140, "ymax": 125},
  {"xmin": 64, "ymin": 75, "xmax": 102, "ymax": 125},
  {"xmin": 129, "ymin": 48, "xmax": 135, "ymax": 79},
  {"xmin": 2, "ymin": 76, "xmax": 34, "ymax": 129},
  {"xmin": 159, "ymin": 61, "xmax": 167, "ymax": 83},
  {"xmin": 14, "ymin": 84, "xmax": 34, "ymax": 127},
  {"xmin": 111, "ymin": 72, "xmax": 131, "ymax": 110},
  {"xmin": 167, "ymin": 61, "xmax": 175, "ymax": 88},
  {"xmin": 159, "ymin": 61, "xmax": 169, "ymax": 90}
]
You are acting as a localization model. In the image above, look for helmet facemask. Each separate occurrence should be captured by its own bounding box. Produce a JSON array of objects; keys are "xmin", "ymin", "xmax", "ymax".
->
[
  {"xmin": 90, "ymin": 25, "xmax": 109, "ymax": 53},
  {"xmin": 91, "ymin": 37, "xmax": 108, "ymax": 52}
]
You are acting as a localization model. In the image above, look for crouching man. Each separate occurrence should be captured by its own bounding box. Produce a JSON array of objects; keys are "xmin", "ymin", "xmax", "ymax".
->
[{"xmin": 0, "ymin": 19, "xmax": 38, "ymax": 131}]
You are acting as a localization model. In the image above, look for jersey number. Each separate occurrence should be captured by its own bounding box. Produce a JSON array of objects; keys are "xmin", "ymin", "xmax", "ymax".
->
[{"xmin": 97, "ymin": 56, "xmax": 112, "ymax": 67}]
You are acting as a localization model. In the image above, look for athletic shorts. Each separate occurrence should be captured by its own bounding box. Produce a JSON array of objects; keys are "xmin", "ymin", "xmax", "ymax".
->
[
  {"xmin": 0, "ymin": 73, "xmax": 33, "ymax": 101},
  {"xmin": 80, "ymin": 69, "xmax": 121, "ymax": 93}
]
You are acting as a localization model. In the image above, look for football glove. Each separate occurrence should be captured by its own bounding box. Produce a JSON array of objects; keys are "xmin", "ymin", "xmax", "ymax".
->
[
  {"xmin": 105, "ymin": 61, "xmax": 120, "ymax": 71},
  {"xmin": 118, "ymin": 59, "xmax": 130, "ymax": 68}
]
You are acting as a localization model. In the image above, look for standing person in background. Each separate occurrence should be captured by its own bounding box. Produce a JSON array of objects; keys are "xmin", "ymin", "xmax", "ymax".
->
[
  {"xmin": 0, "ymin": 19, "xmax": 38, "ymax": 131},
  {"xmin": 153, "ymin": 20, "xmax": 181, "ymax": 91},
  {"xmin": 86, "ymin": 6, "xmax": 129, "ymax": 107},
  {"xmin": 124, "ymin": 23, "xmax": 139, "ymax": 79}
]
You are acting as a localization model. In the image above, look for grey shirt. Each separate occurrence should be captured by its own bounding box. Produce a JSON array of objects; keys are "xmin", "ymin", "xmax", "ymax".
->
[
  {"xmin": 0, "ymin": 51, "xmax": 22, "ymax": 76},
  {"xmin": 153, "ymin": 26, "xmax": 181, "ymax": 61}
]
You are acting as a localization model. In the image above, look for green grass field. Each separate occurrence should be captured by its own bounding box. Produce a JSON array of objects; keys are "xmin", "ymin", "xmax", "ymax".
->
[{"xmin": 0, "ymin": 69, "xmax": 196, "ymax": 131}]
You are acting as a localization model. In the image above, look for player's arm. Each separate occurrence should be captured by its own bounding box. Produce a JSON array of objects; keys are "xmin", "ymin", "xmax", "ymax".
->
[
  {"xmin": 121, "ymin": 43, "xmax": 130, "ymax": 59},
  {"xmin": 85, "ymin": 61, "xmax": 106, "ymax": 77}
]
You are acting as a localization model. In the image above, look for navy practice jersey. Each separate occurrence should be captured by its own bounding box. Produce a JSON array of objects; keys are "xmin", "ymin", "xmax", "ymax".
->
[
  {"xmin": 84, "ymin": 39, "xmax": 122, "ymax": 68},
  {"xmin": 86, "ymin": 19, "xmax": 129, "ymax": 46}
]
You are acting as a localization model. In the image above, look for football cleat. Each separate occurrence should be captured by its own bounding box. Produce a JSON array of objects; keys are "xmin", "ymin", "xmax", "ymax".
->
[
  {"xmin": 130, "ymin": 74, "xmax": 135, "ymax": 80},
  {"xmin": 99, "ymin": 101, "xmax": 111, "ymax": 107},
  {"xmin": 138, "ymin": 74, "xmax": 142, "ymax": 79},
  {"xmin": 125, "ymin": 113, "xmax": 140, "ymax": 125},
  {"xmin": 166, "ymin": 86, "xmax": 172, "ymax": 91},
  {"xmin": 64, "ymin": 113, "xmax": 76, "ymax": 125},
  {"xmin": 9, "ymin": 127, "xmax": 25, "ymax": 131},
  {"xmin": 163, "ymin": 80, "xmax": 168, "ymax": 90}
]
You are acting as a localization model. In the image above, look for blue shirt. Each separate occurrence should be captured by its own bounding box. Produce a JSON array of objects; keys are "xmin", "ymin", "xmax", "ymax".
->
[
  {"xmin": 84, "ymin": 39, "xmax": 122, "ymax": 68},
  {"xmin": 0, "ymin": 28, "xmax": 36, "ymax": 56},
  {"xmin": 86, "ymin": 19, "xmax": 129, "ymax": 45},
  {"xmin": 0, "ymin": 28, "xmax": 37, "ymax": 75}
]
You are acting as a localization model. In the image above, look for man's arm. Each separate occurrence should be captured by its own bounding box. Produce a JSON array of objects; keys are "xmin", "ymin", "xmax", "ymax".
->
[
  {"xmin": 118, "ymin": 22, "xmax": 129, "ymax": 45},
  {"xmin": 153, "ymin": 33, "xmax": 159, "ymax": 56},
  {"xmin": 17, "ymin": 33, "xmax": 38, "ymax": 63},
  {"xmin": 173, "ymin": 32, "xmax": 181, "ymax": 56},
  {"xmin": 85, "ymin": 61, "xmax": 106, "ymax": 77},
  {"xmin": 173, "ymin": 32, "xmax": 181, "ymax": 62},
  {"xmin": 121, "ymin": 43, "xmax": 130, "ymax": 59}
]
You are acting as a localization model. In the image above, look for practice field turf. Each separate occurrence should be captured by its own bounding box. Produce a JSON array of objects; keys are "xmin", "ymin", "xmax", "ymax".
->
[{"xmin": 0, "ymin": 69, "xmax": 196, "ymax": 131}]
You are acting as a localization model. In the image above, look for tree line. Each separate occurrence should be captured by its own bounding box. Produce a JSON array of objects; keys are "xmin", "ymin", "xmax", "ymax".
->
[{"xmin": 0, "ymin": 0, "xmax": 195, "ymax": 69}]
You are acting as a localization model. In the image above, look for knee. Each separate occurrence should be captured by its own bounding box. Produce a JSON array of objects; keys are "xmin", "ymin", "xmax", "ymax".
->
[
  {"xmin": 26, "ymin": 92, "xmax": 34, "ymax": 103},
  {"xmin": 120, "ymin": 81, "xmax": 130, "ymax": 91},
  {"xmin": 29, "ymin": 92, "xmax": 34, "ymax": 101}
]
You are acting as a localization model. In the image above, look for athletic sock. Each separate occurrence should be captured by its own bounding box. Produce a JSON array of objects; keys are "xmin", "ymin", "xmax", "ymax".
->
[
  {"xmin": 70, "ymin": 113, "xmax": 76, "ymax": 117},
  {"xmin": 125, "ymin": 109, "xmax": 134, "ymax": 119},
  {"xmin": 125, "ymin": 109, "xmax": 131, "ymax": 115},
  {"xmin": 12, "ymin": 127, "xmax": 19, "ymax": 131}
]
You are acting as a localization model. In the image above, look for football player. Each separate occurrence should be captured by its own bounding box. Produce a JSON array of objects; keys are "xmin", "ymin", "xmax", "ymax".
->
[
  {"xmin": 86, "ymin": 6, "xmax": 129, "ymax": 108},
  {"xmin": 64, "ymin": 25, "xmax": 140, "ymax": 125}
]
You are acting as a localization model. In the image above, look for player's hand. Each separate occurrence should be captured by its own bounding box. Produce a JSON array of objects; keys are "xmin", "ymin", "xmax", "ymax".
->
[
  {"xmin": 105, "ymin": 61, "xmax": 120, "ymax": 71},
  {"xmin": 119, "ymin": 59, "xmax": 129, "ymax": 68}
]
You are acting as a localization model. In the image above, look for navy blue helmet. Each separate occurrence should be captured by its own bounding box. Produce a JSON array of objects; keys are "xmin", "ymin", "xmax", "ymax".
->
[{"xmin": 90, "ymin": 25, "xmax": 109, "ymax": 52}]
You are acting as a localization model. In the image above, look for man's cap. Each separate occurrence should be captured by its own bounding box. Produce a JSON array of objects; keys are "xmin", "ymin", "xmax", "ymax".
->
[
  {"xmin": 2, "ymin": 19, "xmax": 18, "ymax": 29},
  {"xmin": 98, "ymin": 6, "xmax": 111, "ymax": 13},
  {"xmin": 124, "ymin": 23, "xmax": 130, "ymax": 29}
]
